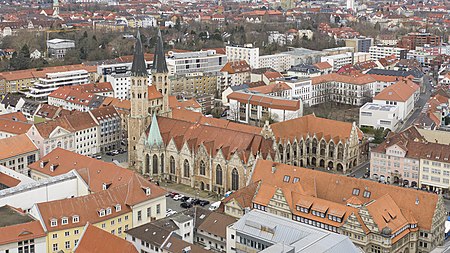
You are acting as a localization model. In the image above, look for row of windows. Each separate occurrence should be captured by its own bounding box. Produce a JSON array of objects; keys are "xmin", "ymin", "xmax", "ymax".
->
[{"xmin": 293, "ymin": 215, "xmax": 338, "ymax": 232}]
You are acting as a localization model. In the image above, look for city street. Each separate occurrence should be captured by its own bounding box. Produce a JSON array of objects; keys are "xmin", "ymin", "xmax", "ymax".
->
[
  {"xmin": 398, "ymin": 75, "xmax": 433, "ymax": 131},
  {"xmin": 166, "ymin": 196, "xmax": 213, "ymax": 214}
]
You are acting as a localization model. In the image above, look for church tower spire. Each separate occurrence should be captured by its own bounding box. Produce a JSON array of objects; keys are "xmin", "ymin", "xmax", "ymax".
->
[
  {"xmin": 128, "ymin": 29, "xmax": 150, "ymax": 170},
  {"xmin": 151, "ymin": 29, "xmax": 171, "ymax": 117}
]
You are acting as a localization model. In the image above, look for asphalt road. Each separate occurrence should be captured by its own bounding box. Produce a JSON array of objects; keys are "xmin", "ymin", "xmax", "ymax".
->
[
  {"xmin": 166, "ymin": 196, "xmax": 212, "ymax": 215},
  {"xmin": 398, "ymin": 76, "xmax": 433, "ymax": 132}
]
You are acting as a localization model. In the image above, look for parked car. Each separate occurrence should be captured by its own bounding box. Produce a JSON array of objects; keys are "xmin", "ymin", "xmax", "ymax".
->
[
  {"xmin": 106, "ymin": 151, "xmax": 114, "ymax": 156},
  {"xmin": 180, "ymin": 202, "xmax": 192, "ymax": 209},
  {"xmin": 170, "ymin": 192, "xmax": 179, "ymax": 198},
  {"xmin": 118, "ymin": 149, "xmax": 126, "ymax": 154},
  {"xmin": 208, "ymin": 201, "xmax": 221, "ymax": 211},
  {"xmin": 180, "ymin": 196, "xmax": 190, "ymax": 202},
  {"xmin": 191, "ymin": 199, "xmax": 201, "ymax": 205},
  {"xmin": 166, "ymin": 209, "xmax": 177, "ymax": 217},
  {"xmin": 173, "ymin": 194, "xmax": 184, "ymax": 201},
  {"xmin": 199, "ymin": 200, "xmax": 210, "ymax": 207},
  {"xmin": 112, "ymin": 150, "xmax": 120, "ymax": 155}
]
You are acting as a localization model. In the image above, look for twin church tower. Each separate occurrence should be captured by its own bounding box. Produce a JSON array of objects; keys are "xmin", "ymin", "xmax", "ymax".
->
[{"xmin": 128, "ymin": 29, "xmax": 171, "ymax": 166}]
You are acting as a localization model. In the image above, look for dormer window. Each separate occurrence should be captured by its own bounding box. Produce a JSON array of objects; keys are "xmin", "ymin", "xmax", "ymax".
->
[
  {"xmin": 363, "ymin": 191, "xmax": 371, "ymax": 198},
  {"xmin": 115, "ymin": 204, "xmax": 121, "ymax": 212},
  {"xmin": 143, "ymin": 187, "xmax": 151, "ymax": 196},
  {"xmin": 61, "ymin": 217, "xmax": 68, "ymax": 225},
  {"xmin": 106, "ymin": 208, "xmax": 112, "ymax": 215},
  {"xmin": 102, "ymin": 183, "xmax": 111, "ymax": 190},
  {"xmin": 50, "ymin": 218, "xmax": 58, "ymax": 227},
  {"xmin": 352, "ymin": 188, "xmax": 360, "ymax": 196},
  {"xmin": 73, "ymin": 215, "xmax": 79, "ymax": 223},
  {"xmin": 98, "ymin": 209, "xmax": 105, "ymax": 217}
]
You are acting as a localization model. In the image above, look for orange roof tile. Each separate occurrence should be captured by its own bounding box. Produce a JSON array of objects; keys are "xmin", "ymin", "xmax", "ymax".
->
[
  {"xmin": 74, "ymin": 224, "xmax": 137, "ymax": 253},
  {"xmin": 0, "ymin": 134, "xmax": 38, "ymax": 160},
  {"xmin": 374, "ymin": 79, "xmax": 419, "ymax": 102}
]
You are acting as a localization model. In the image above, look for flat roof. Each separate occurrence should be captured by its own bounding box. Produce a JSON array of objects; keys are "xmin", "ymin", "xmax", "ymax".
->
[
  {"xmin": 0, "ymin": 206, "xmax": 33, "ymax": 228},
  {"xmin": 361, "ymin": 103, "xmax": 397, "ymax": 112}
]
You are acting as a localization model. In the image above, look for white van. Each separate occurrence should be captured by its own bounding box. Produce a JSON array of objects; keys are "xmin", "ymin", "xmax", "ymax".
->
[{"xmin": 208, "ymin": 201, "xmax": 221, "ymax": 211}]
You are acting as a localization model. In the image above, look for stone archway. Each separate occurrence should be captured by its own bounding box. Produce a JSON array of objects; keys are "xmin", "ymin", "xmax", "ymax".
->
[
  {"xmin": 319, "ymin": 159, "xmax": 325, "ymax": 168},
  {"xmin": 337, "ymin": 163, "xmax": 343, "ymax": 172},
  {"xmin": 328, "ymin": 161, "xmax": 334, "ymax": 169},
  {"xmin": 200, "ymin": 181, "xmax": 205, "ymax": 191},
  {"xmin": 353, "ymin": 159, "xmax": 357, "ymax": 167},
  {"xmin": 300, "ymin": 160, "xmax": 304, "ymax": 167},
  {"xmin": 311, "ymin": 157, "xmax": 317, "ymax": 167}
]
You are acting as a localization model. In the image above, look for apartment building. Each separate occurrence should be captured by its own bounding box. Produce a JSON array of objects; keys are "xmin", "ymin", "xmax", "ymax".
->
[
  {"xmin": 223, "ymin": 159, "xmax": 446, "ymax": 253},
  {"xmin": 24, "ymin": 70, "xmax": 90, "ymax": 101},
  {"xmin": 372, "ymin": 79, "xmax": 420, "ymax": 120},
  {"xmin": 48, "ymin": 86, "xmax": 106, "ymax": 112},
  {"xmin": 166, "ymin": 49, "xmax": 226, "ymax": 76},
  {"xmin": 398, "ymin": 32, "xmax": 441, "ymax": 50},
  {"xmin": 30, "ymin": 177, "xmax": 166, "ymax": 253},
  {"xmin": 170, "ymin": 72, "xmax": 218, "ymax": 98},
  {"xmin": 226, "ymin": 44, "xmax": 260, "ymax": 69},
  {"xmin": 73, "ymin": 224, "xmax": 138, "ymax": 253},
  {"xmin": 369, "ymin": 46, "xmax": 408, "ymax": 61},
  {"xmin": 371, "ymin": 127, "xmax": 450, "ymax": 194},
  {"xmin": 27, "ymin": 112, "xmax": 99, "ymax": 157},
  {"xmin": 0, "ymin": 134, "xmax": 39, "ymax": 175},
  {"xmin": 0, "ymin": 64, "xmax": 97, "ymax": 95},
  {"xmin": 321, "ymin": 53, "xmax": 353, "ymax": 72},
  {"xmin": 0, "ymin": 113, "xmax": 32, "ymax": 140},
  {"xmin": 0, "ymin": 206, "xmax": 46, "ymax": 253},
  {"xmin": 89, "ymin": 106, "xmax": 122, "ymax": 152},
  {"xmin": 344, "ymin": 36, "xmax": 374, "ymax": 52},
  {"xmin": 259, "ymin": 53, "xmax": 294, "ymax": 72},
  {"xmin": 219, "ymin": 60, "xmax": 251, "ymax": 93}
]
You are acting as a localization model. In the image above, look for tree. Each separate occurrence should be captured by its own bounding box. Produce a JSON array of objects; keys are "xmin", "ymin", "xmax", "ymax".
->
[
  {"xmin": 9, "ymin": 44, "xmax": 31, "ymax": 70},
  {"xmin": 373, "ymin": 128, "xmax": 385, "ymax": 144}
]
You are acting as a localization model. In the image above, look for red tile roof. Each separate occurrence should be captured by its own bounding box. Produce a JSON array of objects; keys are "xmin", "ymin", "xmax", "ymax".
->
[
  {"xmin": 74, "ymin": 224, "xmax": 138, "ymax": 253},
  {"xmin": 0, "ymin": 134, "xmax": 38, "ymax": 161}
]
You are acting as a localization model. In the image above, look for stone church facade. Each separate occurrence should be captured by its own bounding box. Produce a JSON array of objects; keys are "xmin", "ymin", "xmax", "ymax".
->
[{"xmin": 128, "ymin": 31, "xmax": 368, "ymax": 195}]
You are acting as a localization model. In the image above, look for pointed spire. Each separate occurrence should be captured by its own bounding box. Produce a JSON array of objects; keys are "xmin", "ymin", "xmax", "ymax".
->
[
  {"xmin": 131, "ymin": 29, "xmax": 148, "ymax": 77},
  {"xmin": 147, "ymin": 114, "xmax": 163, "ymax": 148},
  {"xmin": 152, "ymin": 29, "xmax": 168, "ymax": 73}
]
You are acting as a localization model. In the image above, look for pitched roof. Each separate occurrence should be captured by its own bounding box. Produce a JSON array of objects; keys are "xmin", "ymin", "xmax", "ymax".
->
[
  {"xmin": 74, "ymin": 224, "xmax": 137, "ymax": 253},
  {"xmin": 228, "ymin": 91, "xmax": 301, "ymax": 111},
  {"xmin": 130, "ymin": 29, "xmax": 148, "ymax": 77},
  {"xmin": 36, "ymin": 180, "xmax": 165, "ymax": 232},
  {"xmin": 270, "ymin": 114, "xmax": 363, "ymax": 143},
  {"xmin": 251, "ymin": 159, "xmax": 439, "ymax": 231},
  {"xmin": 0, "ymin": 134, "xmax": 38, "ymax": 160},
  {"xmin": 374, "ymin": 79, "xmax": 419, "ymax": 102},
  {"xmin": 197, "ymin": 212, "xmax": 236, "ymax": 238},
  {"xmin": 151, "ymin": 29, "xmax": 168, "ymax": 74},
  {"xmin": 312, "ymin": 73, "xmax": 376, "ymax": 85},
  {"xmin": 0, "ymin": 206, "xmax": 45, "ymax": 245},
  {"xmin": 222, "ymin": 180, "xmax": 259, "ymax": 209},
  {"xmin": 0, "ymin": 171, "xmax": 21, "ymax": 188},
  {"xmin": 248, "ymin": 82, "xmax": 291, "ymax": 94},
  {"xmin": 0, "ymin": 118, "xmax": 32, "ymax": 135},
  {"xmin": 33, "ymin": 112, "xmax": 98, "ymax": 138},
  {"xmin": 313, "ymin": 61, "xmax": 332, "ymax": 70},
  {"xmin": 0, "ymin": 112, "xmax": 27, "ymax": 122},
  {"xmin": 220, "ymin": 60, "xmax": 251, "ymax": 74},
  {"xmin": 28, "ymin": 148, "xmax": 163, "ymax": 194},
  {"xmin": 0, "ymin": 64, "xmax": 97, "ymax": 82},
  {"xmin": 151, "ymin": 116, "xmax": 274, "ymax": 163}
]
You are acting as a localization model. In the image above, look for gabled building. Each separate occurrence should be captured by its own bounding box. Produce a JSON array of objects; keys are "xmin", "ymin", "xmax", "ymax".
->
[
  {"xmin": 223, "ymin": 159, "xmax": 446, "ymax": 253},
  {"xmin": 30, "ymin": 177, "xmax": 166, "ymax": 253},
  {"xmin": 73, "ymin": 224, "xmax": 137, "ymax": 253},
  {"xmin": 0, "ymin": 205, "xmax": 46, "ymax": 253},
  {"xmin": 0, "ymin": 134, "xmax": 39, "ymax": 175}
]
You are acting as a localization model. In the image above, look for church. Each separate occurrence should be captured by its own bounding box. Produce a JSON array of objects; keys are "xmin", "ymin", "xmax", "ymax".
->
[{"xmin": 128, "ymin": 31, "xmax": 368, "ymax": 195}]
